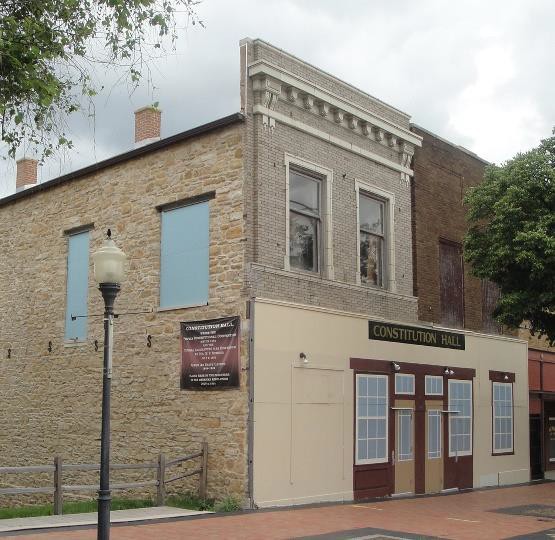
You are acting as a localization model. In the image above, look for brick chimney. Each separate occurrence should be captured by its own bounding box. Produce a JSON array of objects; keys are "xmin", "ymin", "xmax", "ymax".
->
[
  {"xmin": 134, "ymin": 106, "xmax": 161, "ymax": 147},
  {"xmin": 16, "ymin": 157, "xmax": 38, "ymax": 192}
]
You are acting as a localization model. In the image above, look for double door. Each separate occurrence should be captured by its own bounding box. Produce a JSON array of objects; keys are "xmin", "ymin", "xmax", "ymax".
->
[{"xmin": 392, "ymin": 399, "xmax": 444, "ymax": 495}]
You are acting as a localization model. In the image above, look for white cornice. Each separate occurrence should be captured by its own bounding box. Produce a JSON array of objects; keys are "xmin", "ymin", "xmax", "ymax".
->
[
  {"xmin": 253, "ymin": 105, "xmax": 414, "ymax": 176},
  {"xmin": 248, "ymin": 60, "xmax": 422, "ymax": 148},
  {"xmin": 248, "ymin": 38, "xmax": 412, "ymax": 120}
]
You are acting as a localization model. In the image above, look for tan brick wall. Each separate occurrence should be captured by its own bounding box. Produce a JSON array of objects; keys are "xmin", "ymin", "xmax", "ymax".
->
[
  {"xmin": 0, "ymin": 124, "xmax": 248, "ymax": 504},
  {"xmin": 242, "ymin": 41, "xmax": 418, "ymax": 323}
]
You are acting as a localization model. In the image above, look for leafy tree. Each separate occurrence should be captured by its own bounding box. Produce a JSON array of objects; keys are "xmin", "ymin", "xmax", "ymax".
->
[
  {"xmin": 0, "ymin": 0, "xmax": 202, "ymax": 159},
  {"xmin": 464, "ymin": 133, "xmax": 555, "ymax": 344}
]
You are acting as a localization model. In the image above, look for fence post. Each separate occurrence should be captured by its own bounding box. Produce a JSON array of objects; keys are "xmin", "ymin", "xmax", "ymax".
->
[
  {"xmin": 156, "ymin": 453, "xmax": 166, "ymax": 506},
  {"xmin": 53, "ymin": 456, "xmax": 63, "ymax": 515},
  {"xmin": 199, "ymin": 441, "xmax": 208, "ymax": 500}
]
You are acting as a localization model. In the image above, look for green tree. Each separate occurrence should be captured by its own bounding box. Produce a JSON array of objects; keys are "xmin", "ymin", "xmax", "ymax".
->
[
  {"xmin": 0, "ymin": 0, "xmax": 201, "ymax": 159},
  {"xmin": 464, "ymin": 133, "xmax": 555, "ymax": 344}
]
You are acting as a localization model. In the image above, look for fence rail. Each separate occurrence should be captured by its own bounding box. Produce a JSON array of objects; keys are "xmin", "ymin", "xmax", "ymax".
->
[{"xmin": 0, "ymin": 442, "xmax": 208, "ymax": 515}]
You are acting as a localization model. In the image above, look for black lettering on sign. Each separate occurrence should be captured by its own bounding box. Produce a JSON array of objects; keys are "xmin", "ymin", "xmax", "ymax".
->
[{"xmin": 368, "ymin": 320, "xmax": 465, "ymax": 350}]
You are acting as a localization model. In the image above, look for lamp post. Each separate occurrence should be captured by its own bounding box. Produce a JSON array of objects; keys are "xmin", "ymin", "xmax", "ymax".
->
[{"xmin": 92, "ymin": 230, "xmax": 126, "ymax": 540}]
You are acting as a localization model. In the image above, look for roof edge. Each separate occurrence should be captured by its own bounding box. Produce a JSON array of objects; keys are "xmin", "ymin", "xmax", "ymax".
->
[
  {"xmin": 0, "ymin": 112, "xmax": 245, "ymax": 208},
  {"xmin": 411, "ymin": 123, "xmax": 490, "ymax": 165}
]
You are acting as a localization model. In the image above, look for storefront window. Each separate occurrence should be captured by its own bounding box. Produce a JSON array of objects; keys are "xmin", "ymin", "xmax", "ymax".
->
[
  {"xmin": 428, "ymin": 410, "xmax": 442, "ymax": 459},
  {"xmin": 397, "ymin": 410, "xmax": 413, "ymax": 461},
  {"xmin": 356, "ymin": 374, "xmax": 388, "ymax": 464},
  {"xmin": 425, "ymin": 375, "xmax": 443, "ymax": 396},
  {"xmin": 395, "ymin": 373, "xmax": 415, "ymax": 394},
  {"xmin": 493, "ymin": 382, "xmax": 513, "ymax": 454},
  {"xmin": 448, "ymin": 380, "xmax": 472, "ymax": 457}
]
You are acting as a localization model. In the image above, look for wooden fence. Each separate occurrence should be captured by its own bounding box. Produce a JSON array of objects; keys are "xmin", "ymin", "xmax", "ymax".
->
[{"xmin": 0, "ymin": 442, "xmax": 208, "ymax": 514}]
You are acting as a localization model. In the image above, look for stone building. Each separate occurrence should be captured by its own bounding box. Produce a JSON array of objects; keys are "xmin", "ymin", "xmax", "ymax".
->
[{"xmin": 0, "ymin": 38, "xmax": 529, "ymax": 509}]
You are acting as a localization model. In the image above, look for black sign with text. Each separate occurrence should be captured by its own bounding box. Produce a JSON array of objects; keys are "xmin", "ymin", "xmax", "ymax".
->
[
  {"xmin": 368, "ymin": 320, "xmax": 465, "ymax": 350},
  {"xmin": 181, "ymin": 316, "xmax": 240, "ymax": 389}
]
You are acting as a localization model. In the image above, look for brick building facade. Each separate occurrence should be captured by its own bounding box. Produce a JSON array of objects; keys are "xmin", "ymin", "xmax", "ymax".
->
[
  {"xmin": 0, "ymin": 38, "xmax": 529, "ymax": 509},
  {"xmin": 410, "ymin": 125, "xmax": 499, "ymax": 333}
]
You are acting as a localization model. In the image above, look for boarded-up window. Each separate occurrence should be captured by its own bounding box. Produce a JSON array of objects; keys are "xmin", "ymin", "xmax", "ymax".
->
[
  {"xmin": 160, "ymin": 201, "xmax": 210, "ymax": 309},
  {"xmin": 482, "ymin": 280, "xmax": 502, "ymax": 334},
  {"xmin": 439, "ymin": 240, "xmax": 464, "ymax": 328},
  {"xmin": 65, "ymin": 230, "xmax": 90, "ymax": 341}
]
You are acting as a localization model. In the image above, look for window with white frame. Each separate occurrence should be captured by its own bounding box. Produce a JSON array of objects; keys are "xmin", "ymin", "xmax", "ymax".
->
[
  {"xmin": 428, "ymin": 410, "xmax": 442, "ymax": 459},
  {"xmin": 448, "ymin": 380, "xmax": 473, "ymax": 457},
  {"xmin": 356, "ymin": 374, "xmax": 388, "ymax": 464},
  {"xmin": 425, "ymin": 375, "xmax": 443, "ymax": 396},
  {"xmin": 359, "ymin": 192, "xmax": 386, "ymax": 287},
  {"xmin": 289, "ymin": 168, "xmax": 322, "ymax": 273},
  {"xmin": 397, "ymin": 410, "xmax": 413, "ymax": 461},
  {"xmin": 395, "ymin": 373, "xmax": 415, "ymax": 395},
  {"xmin": 493, "ymin": 382, "xmax": 513, "ymax": 454}
]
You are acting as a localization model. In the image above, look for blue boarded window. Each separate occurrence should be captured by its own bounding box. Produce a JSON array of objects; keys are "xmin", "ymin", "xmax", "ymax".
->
[
  {"xmin": 160, "ymin": 201, "xmax": 210, "ymax": 308},
  {"xmin": 65, "ymin": 230, "xmax": 90, "ymax": 341}
]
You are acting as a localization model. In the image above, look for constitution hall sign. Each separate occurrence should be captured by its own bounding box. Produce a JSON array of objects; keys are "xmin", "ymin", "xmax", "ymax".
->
[{"xmin": 368, "ymin": 320, "xmax": 465, "ymax": 350}]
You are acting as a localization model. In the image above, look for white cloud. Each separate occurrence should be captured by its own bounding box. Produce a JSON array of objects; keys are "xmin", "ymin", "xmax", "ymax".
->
[{"xmin": 1, "ymin": 0, "xmax": 554, "ymax": 196}]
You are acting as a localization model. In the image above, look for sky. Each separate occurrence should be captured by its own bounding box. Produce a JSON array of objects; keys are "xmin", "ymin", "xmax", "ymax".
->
[{"xmin": 1, "ymin": 0, "xmax": 554, "ymax": 197}]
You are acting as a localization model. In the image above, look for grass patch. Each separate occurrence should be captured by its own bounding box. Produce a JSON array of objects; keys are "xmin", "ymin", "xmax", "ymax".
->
[
  {"xmin": 0, "ymin": 497, "xmax": 154, "ymax": 520},
  {"xmin": 166, "ymin": 493, "xmax": 214, "ymax": 512},
  {"xmin": 214, "ymin": 496, "xmax": 241, "ymax": 513},
  {"xmin": 0, "ymin": 492, "xmax": 241, "ymax": 519}
]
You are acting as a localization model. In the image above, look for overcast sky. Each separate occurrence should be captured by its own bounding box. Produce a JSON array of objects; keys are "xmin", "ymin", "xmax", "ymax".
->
[{"xmin": 1, "ymin": 0, "xmax": 554, "ymax": 197}]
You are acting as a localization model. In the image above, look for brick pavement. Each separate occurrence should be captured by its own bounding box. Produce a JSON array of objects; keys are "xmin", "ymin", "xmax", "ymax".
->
[{"xmin": 3, "ymin": 482, "xmax": 555, "ymax": 540}]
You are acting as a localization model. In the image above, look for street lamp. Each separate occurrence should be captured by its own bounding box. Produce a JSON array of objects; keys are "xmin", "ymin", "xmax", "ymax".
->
[{"xmin": 92, "ymin": 230, "xmax": 126, "ymax": 540}]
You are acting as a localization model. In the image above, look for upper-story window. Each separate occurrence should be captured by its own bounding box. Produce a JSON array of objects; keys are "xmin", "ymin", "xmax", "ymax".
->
[
  {"xmin": 159, "ymin": 197, "xmax": 211, "ymax": 309},
  {"xmin": 65, "ymin": 229, "xmax": 90, "ymax": 341},
  {"xmin": 355, "ymin": 180, "xmax": 395, "ymax": 291},
  {"xmin": 289, "ymin": 168, "xmax": 322, "ymax": 273},
  {"xmin": 359, "ymin": 193, "xmax": 386, "ymax": 287}
]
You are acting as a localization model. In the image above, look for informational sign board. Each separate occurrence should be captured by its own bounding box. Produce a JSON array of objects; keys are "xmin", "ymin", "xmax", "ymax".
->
[
  {"xmin": 368, "ymin": 320, "xmax": 465, "ymax": 350},
  {"xmin": 180, "ymin": 316, "xmax": 240, "ymax": 389}
]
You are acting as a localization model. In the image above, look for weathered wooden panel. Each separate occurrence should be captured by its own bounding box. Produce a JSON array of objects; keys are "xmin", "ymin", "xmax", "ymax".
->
[{"xmin": 439, "ymin": 240, "xmax": 464, "ymax": 328}]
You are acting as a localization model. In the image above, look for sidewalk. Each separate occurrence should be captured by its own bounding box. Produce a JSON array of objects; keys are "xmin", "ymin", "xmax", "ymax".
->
[
  {"xmin": 0, "ymin": 506, "xmax": 210, "ymax": 534},
  {"xmin": 1, "ymin": 483, "xmax": 555, "ymax": 539}
]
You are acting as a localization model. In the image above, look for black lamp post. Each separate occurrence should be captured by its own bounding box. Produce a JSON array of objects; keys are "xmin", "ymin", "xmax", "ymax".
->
[{"xmin": 92, "ymin": 230, "xmax": 126, "ymax": 540}]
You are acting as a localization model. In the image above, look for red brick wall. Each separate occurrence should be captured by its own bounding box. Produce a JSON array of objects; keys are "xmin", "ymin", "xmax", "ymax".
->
[
  {"xmin": 411, "ymin": 126, "xmax": 489, "ymax": 333},
  {"xmin": 134, "ymin": 107, "xmax": 161, "ymax": 143},
  {"xmin": 16, "ymin": 158, "xmax": 37, "ymax": 189}
]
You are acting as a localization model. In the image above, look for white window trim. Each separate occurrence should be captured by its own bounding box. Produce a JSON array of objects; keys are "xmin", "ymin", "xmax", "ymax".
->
[
  {"xmin": 492, "ymin": 382, "xmax": 514, "ymax": 454},
  {"xmin": 427, "ymin": 410, "xmax": 442, "ymax": 459},
  {"xmin": 354, "ymin": 179, "xmax": 396, "ymax": 292},
  {"xmin": 448, "ymin": 379, "xmax": 473, "ymax": 458},
  {"xmin": 395, "ymin": 373, "xmax": 415, "ymax": 395},
  {"xmin": 425, "ymin": 375, "xmax": 444, "ymax": 396},
  {"xmin": 285, "ymin": 154, "xmax": 334, "ymax": 279},
  {"xmin": 355, "ymin": 373, "xmax": 389, "ymax": 465}
]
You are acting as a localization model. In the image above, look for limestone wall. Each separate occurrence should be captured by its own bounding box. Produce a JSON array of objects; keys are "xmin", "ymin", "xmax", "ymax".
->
[{"xmin": 0, "ymin": 123, "xmax": 249, "ymax": 504}]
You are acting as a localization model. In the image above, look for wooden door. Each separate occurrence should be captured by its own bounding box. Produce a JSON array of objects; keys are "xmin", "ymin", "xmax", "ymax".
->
[
  {"xmin": 425, "ymin": 402, "xmax": 444, "ymax": 493},
  {"xmin": 353, "ymin": 373, "xmax": 393, "ymax": 499},
  {"xmin": 439, "ymin": 240, "xmax": 464, "ymax": 328},
  {"xmin": 394, "ymin": 401, "xmax": 415, "ymax": 494}
]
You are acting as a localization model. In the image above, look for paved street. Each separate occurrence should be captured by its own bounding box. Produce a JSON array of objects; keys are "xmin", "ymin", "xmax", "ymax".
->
[{"xmin": 2, "ymin": 483, "xmax": 555, "ymax": 540}]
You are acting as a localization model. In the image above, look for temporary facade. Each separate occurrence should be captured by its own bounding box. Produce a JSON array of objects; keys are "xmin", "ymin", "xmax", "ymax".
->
[{"xmin": 0, "ymin": 38, "xmax": 529, "ymax": 509}]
